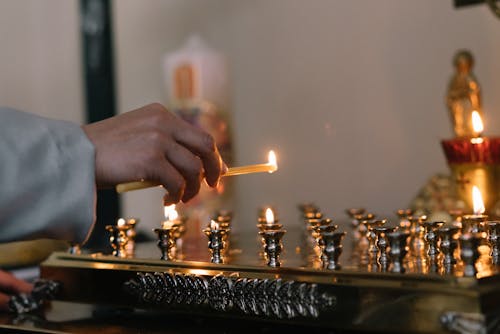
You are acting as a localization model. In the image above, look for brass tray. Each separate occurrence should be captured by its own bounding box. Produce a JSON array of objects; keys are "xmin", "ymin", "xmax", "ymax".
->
[{"xmin": 39, "ymin": 224, "xmax": 500, "ymax": 334}]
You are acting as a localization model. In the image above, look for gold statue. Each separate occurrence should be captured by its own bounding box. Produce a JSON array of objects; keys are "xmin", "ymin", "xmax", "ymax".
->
[{"xmin": 446, "ymin": 50, "xmax": 482, "ymax": 137}]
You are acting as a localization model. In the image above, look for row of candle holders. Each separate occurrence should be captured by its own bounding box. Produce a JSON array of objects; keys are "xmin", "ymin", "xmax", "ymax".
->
[
  {"xmin": 102, "ymin": 207, "xmax": 288, "ymax": 269},
  {"xmin": 339, "ymin": 206, "xmax": 500, "ymax": 276},
  {"xmin": 103, "ymin": 210, "xmax": 234, "ymax": 264}
]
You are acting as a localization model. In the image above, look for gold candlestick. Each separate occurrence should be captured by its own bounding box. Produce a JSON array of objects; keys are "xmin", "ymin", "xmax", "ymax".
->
[{"xmin": 115, "ymin": 150, "xmax": 278, "ymax": 193}]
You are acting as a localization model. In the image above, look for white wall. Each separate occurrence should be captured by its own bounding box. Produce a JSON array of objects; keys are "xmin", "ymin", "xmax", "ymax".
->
[
  {"xmin": 3, "ymin": 1, "xmax": 500, "ymax": 235},
  {"xmin": 0, "ymin": 0, "xmax": 83, "ymax": 123},
  {"xmin": 114, "ymin": 1, "xmax": 500, "ymax": 233}
]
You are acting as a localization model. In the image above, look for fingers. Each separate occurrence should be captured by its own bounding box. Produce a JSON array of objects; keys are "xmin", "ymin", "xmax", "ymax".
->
[
  {"xmin": 0, "ymin": 271, "xmax": 33, "ymax": 295},
  {"xmin": 173, "ymin": 124, "xmax": 223, "ymax": 188},
  {"xmin": 0, "ymin": 293, "xmax": 10, "ymax": 311},
  {"xmin": 0, "ymin": 270, "xmax": 33, "ymax": 312},
  {"xmin": 164, "ymin": 142, "xmax": 204, "ymax": 203},
  {"xmin": 154, "ymin": 160, "xmax": 186, "ymax": 205}
]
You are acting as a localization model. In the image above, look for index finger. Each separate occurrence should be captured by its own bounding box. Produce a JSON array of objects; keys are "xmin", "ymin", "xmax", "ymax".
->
[{"xmin": 173, "ymin": 124, "xmax": 223, "ymax": 188}]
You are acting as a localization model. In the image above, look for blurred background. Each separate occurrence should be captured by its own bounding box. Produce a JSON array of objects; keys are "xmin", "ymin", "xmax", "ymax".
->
[{"xmin": 1, "ymin": 0, "xmax": 500, "ymax": 239}]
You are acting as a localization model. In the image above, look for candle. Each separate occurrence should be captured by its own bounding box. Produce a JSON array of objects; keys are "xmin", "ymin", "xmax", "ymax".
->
[
  {"xmin": 462, "ymin": 186, "xmax": 488, "ymax": 234},
  {"xmin": 470, "ymin": 112, "xmax": 486, "ymax": 162},
  {"xmin": 115, "ymin": 150, "xmax": 279, "ymax": 193},
  {"xmin": 471, "ymin": 111, "xmax": 484, "ymax": 138},
  {"xmin": 224, "ymin": 150, "xmax": 278, "ymax": 177},
  {"xmin": 210, "ymin": 219, "xmax": 220, "ymax": 231},
  {"xmin": 162, "ymin": 204, "xmax": 179, "ymax": 229},
  {"xmin": 265, "ymin": 208, "xmax": 275, "ymax": 225}
]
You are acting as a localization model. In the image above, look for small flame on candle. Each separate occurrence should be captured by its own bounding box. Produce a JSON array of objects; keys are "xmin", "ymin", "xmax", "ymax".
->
[
  {"xmin": 117, "ymin": 218, "xmax": 126, "ymax": 226},
  {"xmin": 472, "ymin": 185, "xmax": 485, "ymax": 215},
  {"xmin": 267, "ymin": 150, "xmax": 278, "ymax": 173},
  {"xmin": 210, "ymin": 220, "xmax": 220, "ymax": 230},
  {"xmin": 164, "ymin": 204, "xmax": 178, "ymax": 221},
  {"xmin": 265, "ymin": 208, "xmax": 275, "ymax": 225},
  {"xmin": 472, "ymin": 111, "xmax": 484, "ymax": 136}
]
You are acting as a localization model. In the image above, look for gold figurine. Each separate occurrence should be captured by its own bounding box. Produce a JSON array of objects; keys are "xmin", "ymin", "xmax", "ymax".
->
[{"xmin": 446, "ymin": 50, "xmax": 482, "ymax": 138}]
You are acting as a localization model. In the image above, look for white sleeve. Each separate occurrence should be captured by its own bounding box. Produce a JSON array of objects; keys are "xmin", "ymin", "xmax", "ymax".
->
[{"xmin": 0, "ymin": 107, "xmax": 96, "ymax": 244}]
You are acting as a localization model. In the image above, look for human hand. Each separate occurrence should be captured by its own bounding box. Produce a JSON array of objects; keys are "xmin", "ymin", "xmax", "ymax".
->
[
  {"xmin": 0, "ymin": 270, "xmax": 33, "ymax": 311},
  {"xmin": 82, "ymin": 103, "xmax": 226, "ymax": 204}
]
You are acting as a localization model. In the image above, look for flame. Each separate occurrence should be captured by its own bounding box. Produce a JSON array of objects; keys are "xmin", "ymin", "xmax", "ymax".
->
[
  {"xmin": 472, "ymin": 186, "xmax": 485, "ymax": 215},
  {"xmin": 164, "ymin": 204, "xmax": 178, "ymax": 221},
  {"xmin": 210, "ymin": 220, "xmax": 220, "ymax": 230},
  {"xmin": 117, "ymin": 218, "xmax": 126, "ymax": 226},
  {"xmin": 265, "ymin": 208, "xmax": 275, "ymax": 225},
  {"xmin": 472, "ymin": 111, "xmax": 484, "ymax": 135},
  {"xmin": 267, "ymin": 150, "xmax": 278, "ymax": 173}
]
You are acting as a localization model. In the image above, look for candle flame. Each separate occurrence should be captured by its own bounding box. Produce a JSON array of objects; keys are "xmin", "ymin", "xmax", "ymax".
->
[
  {"xmin": 117, "ymin": 218, "xmax": 126, "ymax": 226},
  {"xmin": 265, "ymin": 208, "xmax": 275, "ymax": 225},
  {"xmin": 472, "ymin": 185, "xmax": 485, "ymax": 215},
  {"xmin": 267, "ymin": 150, "xmax": 278, "ymax": 173},
  {"xmin": 210, "ymin": 220, "xmax": 220, "ymax": 230},
  {"xmin": 472, "ymin": 111, "xmax": 484, "ymax": 135},
  {"xmin": 164, "ymin": 204, "xmax": 178, "ymax": 221}
]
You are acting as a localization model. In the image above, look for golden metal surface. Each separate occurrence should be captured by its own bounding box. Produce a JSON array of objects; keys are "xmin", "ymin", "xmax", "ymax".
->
[{"xmin": 38, "ymin": 223, "xmax": 500, "ymax": 333}]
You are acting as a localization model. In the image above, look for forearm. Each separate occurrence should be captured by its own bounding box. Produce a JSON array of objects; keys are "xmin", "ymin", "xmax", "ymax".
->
[{"xmin": 0, "ymin": 108, "xmax": 96, "ymax": 244}]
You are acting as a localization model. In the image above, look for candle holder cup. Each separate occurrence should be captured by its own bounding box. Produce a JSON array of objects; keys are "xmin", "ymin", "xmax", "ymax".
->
[
  {"xmin": 203, "ymin": 227, "xmax": 230, "ymax": 264},
  {"xmin": 106, "ymin": 224, "xmax": 132, "ymax": 258},
  {"xmin": 259, "ymin": 229, "xmax": 286, "ymax": 267}
]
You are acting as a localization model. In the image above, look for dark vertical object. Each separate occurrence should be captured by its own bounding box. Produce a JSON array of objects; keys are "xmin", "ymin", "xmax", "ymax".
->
[
  {"xmin": 80, "ymin": 0, "xmax": 120, "ymax": 249},
  {"xmin": 454, "ymin": 0, "xmax": 485, "ymax": 7}
]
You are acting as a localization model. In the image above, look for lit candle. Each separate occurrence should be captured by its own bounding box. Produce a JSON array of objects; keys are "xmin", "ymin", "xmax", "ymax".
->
[
  {"xmin": 162, "ymin": 204, "xmax": 179, "ymax": 229},
  {"xmin": 472, "ymin": 185, "xmax": 485, "ymax": 215},
  {"xmin": 471, "ymin": 111, "xmax": 484, "ymax": 138},
  {"xmin": 265, "ymin": 207, "xmax": 275, "ymax": 225},
  {"xmin": 116, "ymin": 150, "xmax": 279, "ymax": 193},
  {"xmin": 210, "ymin": 219, "xmax": 220, "ymax": 231},
  {"xmin": 470, "ymin": 112, "xmax": 487, "ymax": 163},
  {"xmin": 222, "ymin": 150, "xmax": 278, "ymax": 176}
]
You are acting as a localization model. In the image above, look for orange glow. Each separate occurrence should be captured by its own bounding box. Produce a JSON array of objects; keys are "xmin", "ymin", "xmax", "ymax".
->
[
  {"xmin": 164, "ymin": 204, "xmax": 178, "ymax": 221},
  {"xmin": 117, "ymin": 218, "xmax": 126, "ymax": 226},
  {"xmin": 472, "ymin": 111, "xmax": 484, "ymax": 136},
  {"xmin": 265, "ymin": 208, "xmax": 275, "ymax": 225},
  {"xmin": 268, "ymin": 150, "xmax": 278, "ymax": 173},
  {"xmin": 472, "ymin": 186, "xmax": 485, "ymax": 215}
]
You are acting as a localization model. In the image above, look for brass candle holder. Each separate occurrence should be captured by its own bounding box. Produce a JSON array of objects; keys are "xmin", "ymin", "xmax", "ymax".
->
[
  {"xmin": 105, "ymin": 224, "xmax": 131, "ymax": 258},
  {"xmin": 387, "ymin": 230, "xmax": 410, "ymax": 274},
  {"xmin": 319, "ymin": 231, "xmax": 346, "ymax": 270},
  {"xmin": 461, "ymin": 214, "xmax": 488, "ymax": 234},
  {"xmin": 395, "ymin": 209, "xmax": 413, "ymax": 232},
  {"xmin": 374, "ymin": 226, "xmax": 396, "ymax": 271},
  {"xmin": 438, "ymin": 226, "xmax": 460, "ymax": 273},
  {"xmin": 459, "ymin": 232, "xmax": 483, "ymax": 277},
  {"xmin": 421, "ymin": 221, "xmax": 445, "ymax": 262},
  {"xmin": 486, "ymin": 221, "xmax": 500, "ymax": 265},
  {"xmin": 259, "ymin": 229, "xmax": 286, "ymax": 267},
  {"xmin": 408, "ymin": 215, "xmax": 428, "ymax": 257},
  {"xmin": 364, "ymin": 219, "xmax": 386, "ymax": 261},
  {"xmin": 153, "ymin": 226, "xmax": 178, "ymax": 261},
  {"xmin": 203, "ymin": 222, "xmax": 230, "ymax": 264},
  {"xmin": 313, "ymin": 222, "xmax": 338, "ymax": 261},
  {"xmin": 119, "ymin": 218, "xmax": 139, "ymax": 257}
]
